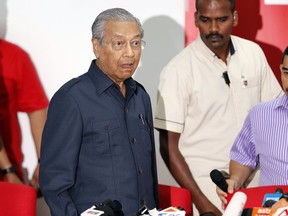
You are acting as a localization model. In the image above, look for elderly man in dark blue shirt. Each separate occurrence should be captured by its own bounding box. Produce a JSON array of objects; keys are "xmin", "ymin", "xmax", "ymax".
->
[{"xmin": 39, "ymin": 8, "xmax": 158, "ymax": 216}]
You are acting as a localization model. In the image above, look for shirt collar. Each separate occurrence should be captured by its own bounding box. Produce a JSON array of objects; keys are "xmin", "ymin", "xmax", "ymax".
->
[
  {"xmin": 275, "ymin": 94, "xmax": 288, "ymax": 109},
  {"xmin": 87, "ymin": 59, "xmax": 137, "ymax": 95},
  {"xmin": 195, "ymin": 34, "xmax": 236, "ymax": 61}
]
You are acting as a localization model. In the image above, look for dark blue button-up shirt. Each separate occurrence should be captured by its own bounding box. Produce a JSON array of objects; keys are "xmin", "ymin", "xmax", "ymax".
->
[{"xmin": 39, "ymin": 60, "xmax": 158, "ymax": 216}]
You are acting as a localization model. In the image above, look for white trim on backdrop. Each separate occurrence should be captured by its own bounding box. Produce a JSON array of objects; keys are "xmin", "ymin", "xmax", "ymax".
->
[{"xmin": 265, "ymin": 0, "xmax": 288, "ymax": 4}]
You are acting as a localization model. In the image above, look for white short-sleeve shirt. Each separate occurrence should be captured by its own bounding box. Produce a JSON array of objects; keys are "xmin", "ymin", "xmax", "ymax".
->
[{"xmin": 154, "ymin": 35, "xmax": 282, "ymax": 213}]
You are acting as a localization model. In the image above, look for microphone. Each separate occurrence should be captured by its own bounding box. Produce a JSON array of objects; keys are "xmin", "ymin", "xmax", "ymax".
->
[
  {"xmin": 240, "ymin": 188, "xmax": 286, "ymax": 216},
  {"xmin": 262, "ymin": 188, "xmax": 283, "ymax": 207},
  {"xmin": 223, "ymin": 191, "xmax": 247, "ymax": 216},
  {"xmin": 223, "ymin": 71, "xmax": 230, "ymax": 87},
  {"xmin": 135, "ymin": 204, "xmax": 186, "ymax": 216},
  {"xmin": 210, "ymin": 169, "xmax": 228, "ymax": 193},
  {"xmin": 269, "ymin": 193, "xmax": 288, "ymax": 216},
  {"xmin": 95, "ymin": 205, "xmax": 115, "ymax": 216},
  {"xmin": 81, "ymin": 199, "xmax": 123, "ymax": 216}
]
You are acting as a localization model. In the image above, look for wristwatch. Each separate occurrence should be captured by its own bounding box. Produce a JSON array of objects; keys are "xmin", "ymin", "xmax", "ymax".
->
[{"xmin": 2, "ymin": 165, "xmax": 17, "ymax": 175}]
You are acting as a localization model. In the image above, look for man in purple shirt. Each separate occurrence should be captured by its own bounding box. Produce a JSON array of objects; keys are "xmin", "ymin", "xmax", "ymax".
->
[{"xmin": 216, "ymin": 46, "xmax": 288, "ymax": 207}]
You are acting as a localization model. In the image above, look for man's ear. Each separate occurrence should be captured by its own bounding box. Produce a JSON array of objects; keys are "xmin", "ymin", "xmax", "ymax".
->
[
  {"xmin": 232, "ymin": 11, "xmax": 239, "ymax": 27},
  {"xmin": 91, "ymin": 38, "xmax": 100, "ymax": 59},
  {"xmin": 194, "ymin": 12, "xmax": 199, "ymax": 28}
]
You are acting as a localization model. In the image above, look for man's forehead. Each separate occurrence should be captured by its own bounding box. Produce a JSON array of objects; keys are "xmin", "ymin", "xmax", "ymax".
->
[{"xmin": 104, "ymin": 21, "xmax": 140, "ymax": 35}]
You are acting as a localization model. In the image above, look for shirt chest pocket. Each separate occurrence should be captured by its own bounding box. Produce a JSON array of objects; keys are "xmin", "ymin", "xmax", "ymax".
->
[{"xmin": 83, "ymin": 119, "xmax": 125, "ymax": 156}]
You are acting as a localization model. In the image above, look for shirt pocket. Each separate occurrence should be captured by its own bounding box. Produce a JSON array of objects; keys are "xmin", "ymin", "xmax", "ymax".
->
[
  {"xmin": 83, "ymin": 119, "xmax": 123, "ymax": 156},
  {"xmin": 233, "ymin": 75, "xmax": 261, "ymax": 123}
]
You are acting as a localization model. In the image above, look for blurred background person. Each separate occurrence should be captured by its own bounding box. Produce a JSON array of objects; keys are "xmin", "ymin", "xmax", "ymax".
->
[{"xmin": 0, "ymin": 38, "xmax": 48, "ymax": 192}]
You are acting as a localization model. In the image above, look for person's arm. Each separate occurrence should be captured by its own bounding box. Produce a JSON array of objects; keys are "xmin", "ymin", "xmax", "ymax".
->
[
  {"xmin": 0, "ymin": 138, "xmax": 23, "ymax": 184},
  {"xmin": 39, "ymin": 89, "xmax": 81, "ymax": 216},
  {"xmin": 159, "ymin": 129, "xmax": 222, "ymax": 216},
  {"xmin": 27, "ymin": 108, "xmax": 47, "ymax": 189},
  {"xmin": 229, "ymin": 160, "xmax": 253, "ymax": 191}
]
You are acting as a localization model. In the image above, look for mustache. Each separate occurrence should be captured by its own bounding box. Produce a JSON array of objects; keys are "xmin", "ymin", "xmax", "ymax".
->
[
  {"xmin": 206, "ymin": 33, "xmax": 224, "ymax": 40},
  {"xmin": 286, "ymin": 87, "xmax": 288, "ymax": 92}
]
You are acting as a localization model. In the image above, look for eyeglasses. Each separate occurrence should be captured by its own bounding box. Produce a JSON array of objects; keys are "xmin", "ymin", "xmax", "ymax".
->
[{"xmin": 103, "ymin": 39, "xmax": 146, "ymax": 52}]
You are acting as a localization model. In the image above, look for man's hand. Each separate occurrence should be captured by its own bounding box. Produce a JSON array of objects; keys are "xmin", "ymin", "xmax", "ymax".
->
[
  {"xmin": 29, "ymin": 164, "xmax": 42, "ymax": 197},
  {"xmin": 195, "ymin": 195, "xmax": 222, "ymax": 216},
  {"xmin": 216, "ymin": 179, "xmax": 237, "ymax": 209}
]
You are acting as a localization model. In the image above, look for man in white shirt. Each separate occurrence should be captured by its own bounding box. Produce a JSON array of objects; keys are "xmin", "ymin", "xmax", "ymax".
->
[{"xmin": 154, "ymin": 0, "xmax": 282, "ymax": 215}]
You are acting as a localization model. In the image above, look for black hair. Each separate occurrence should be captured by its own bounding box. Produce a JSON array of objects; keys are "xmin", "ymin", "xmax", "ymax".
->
[
  {"xmin": 195, "ymin": 0, "xmax": 235, "ymax": 13},
  {"xmin": 283, "ymin": 47, "xmax": 288, "ymax": 63}
]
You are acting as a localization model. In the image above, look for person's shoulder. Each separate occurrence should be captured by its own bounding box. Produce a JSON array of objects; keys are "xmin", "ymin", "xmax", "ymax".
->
[
  {"xmin": 163, "ymin": 43, "xmax": 195, "ymax": 70},
  {"xmin": 0, "ymin": 39, "xmax": 29, "ymax": 56},
  {"xmin": 250, "ymin": 97, "xmax": 279, "ymax": 114},
  {"xmin": 174, "ymin": 43, "xmax": 195, "ymax": 59},
  {"xmin": 231, "ymin": 35, "xmax": 262, "ymax": 51},
  {"xmin": 231, "ymin": 35, "xmax": 256, "ymax": 44},
  {"xmin": 57, "ymin": 73, "xmax": 89, "ymax": 93},
  {"xmin": 135, "ymin": 81, "xmax": 147, "ymax": 93},
  {"xmin": 135, "ymin": 81, "xmax": 151, "ymax": 99}
]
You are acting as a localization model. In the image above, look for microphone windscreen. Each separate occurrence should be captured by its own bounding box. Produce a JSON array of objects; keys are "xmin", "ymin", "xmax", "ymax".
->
[
  {"xmin": 113, "ymin": 200, "xmax": 122, "ymax": 210},
  {"xmin": 275, "ymin": 188, "xmax": 284, "ymax": 194},
  {"xmin": 103, "ymin": 199, "xmax": 115, "ymax": 208},
  {"xmin": 210, "ymin": 169, "xmax": 228, "ymax": 192},
  {"xmin": 95, "ymin": 205, "xmax": 115, "ymax": 216}
]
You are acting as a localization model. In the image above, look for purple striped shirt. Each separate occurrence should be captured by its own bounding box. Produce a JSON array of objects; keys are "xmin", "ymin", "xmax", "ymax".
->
[{"xmin": 230, "ymin": 94, "xmax": 288, "ymax": 186}]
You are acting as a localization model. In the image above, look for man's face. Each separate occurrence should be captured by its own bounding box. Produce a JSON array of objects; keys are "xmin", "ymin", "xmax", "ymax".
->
[
  {"xmin": 92, "ymin": 21, "xmax": 142, "ymax": 83},
  {"xmin": 280, "ymin": 55, "xmax": 288, "ymax": 96},
  {"xmin": 194, "ymin": 0, "xmax": 238, "ymax": 53}
]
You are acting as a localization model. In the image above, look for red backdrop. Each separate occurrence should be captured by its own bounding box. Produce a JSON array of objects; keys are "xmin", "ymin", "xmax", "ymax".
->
[{"xmin": 185, "ymin": 0, "xmax": 288, "ymax": 83}]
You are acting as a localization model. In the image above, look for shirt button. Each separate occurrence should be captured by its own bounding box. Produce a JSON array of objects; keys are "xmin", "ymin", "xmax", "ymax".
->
[
  {"xmin": 138, "ymin": 167, "xmax": 143, "ymax": 174},
  {"xmin": 131, "ymin": 137, "xmax": 136, "ymax": 144},
  {"xmin": 125, "ymin": 107, "xmax": 128, "ymax": 113}
]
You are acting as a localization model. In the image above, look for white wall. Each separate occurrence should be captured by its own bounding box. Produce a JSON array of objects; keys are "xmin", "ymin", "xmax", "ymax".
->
[{"xmin": 2, "ymin": 0, "xmax": 185, "ymax": 215}]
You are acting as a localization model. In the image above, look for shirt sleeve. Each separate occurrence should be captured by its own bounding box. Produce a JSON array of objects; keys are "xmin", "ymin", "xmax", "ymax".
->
[
  {"xmin": 154, "ymin": 64, "xmax": 191, "ymax": 133},
  {"xmin": 230, "ymin": 113, "xmax": 258, "ymax": 169},
  {"xmin": 39, "ymin": 89, "xmax": 81, "ymax": 216},
  {"xmin": 16, "ymin": 50, "xmax": 48, "ymax": 112}
]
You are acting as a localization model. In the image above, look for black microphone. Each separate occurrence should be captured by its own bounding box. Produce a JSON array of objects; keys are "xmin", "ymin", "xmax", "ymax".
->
[
  {"xmin": 262, "ymin": 188, "xmax": 283, "ymax": 207},
  {"xmin": 82, "ymin": 199, "xmax": 124, "ymax": 216},
  {"xmin": 236, "ymin": 189, "xmax": 286, "ymax": 216},
  {"xmin": 95, "ymin": 205, "xmax": 115, "ymax": 216},
  {"xmin": 102, "ymin": 200, "xmax": 124, "ymax": 216},
  {"xmin": 223, "ymin": 71, "xmax": 230, "ymax": 87},
  {"xmin": 210, "ymin": 169, "xmax": 228, "ymax": 193},
  {"xmin": 111, "ymin": 200, "xmax": 124, "ymax": 216}
]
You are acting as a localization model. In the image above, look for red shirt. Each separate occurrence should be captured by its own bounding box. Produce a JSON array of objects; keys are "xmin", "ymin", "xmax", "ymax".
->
[{"xmin": 0, "ymin": 39, "xmax": 49, "ymax": 179}]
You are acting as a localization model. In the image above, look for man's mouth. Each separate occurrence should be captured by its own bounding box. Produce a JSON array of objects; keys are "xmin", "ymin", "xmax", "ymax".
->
[{"xmin": 121, "ymin": 63, "xmax": 134, "ymax": 69}]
